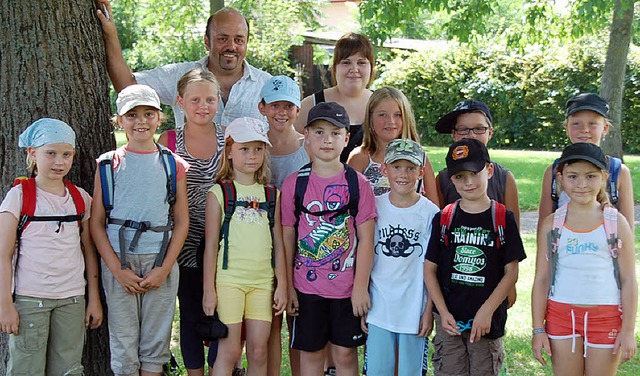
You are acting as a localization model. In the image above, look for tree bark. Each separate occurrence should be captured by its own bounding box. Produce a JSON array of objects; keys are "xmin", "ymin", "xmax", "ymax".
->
[
  {"xmin": 0, "ymin": 0, "xmax": 115, "ymax": 374},
  {"xmin": 600, "ymin": 0, "xmax": 635, "ymax": 158}
]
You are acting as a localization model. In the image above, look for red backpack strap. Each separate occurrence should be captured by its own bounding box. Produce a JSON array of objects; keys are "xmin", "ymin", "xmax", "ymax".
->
[
  {"xmin": 15, "ymin": 178, "xmax": 37, "ymax": 234},
  {"xmin": 439, "ymin": 200, "xmax": 459, "ymax": 247},
  {"xmin": 167, "ymin": 129, "xmax": 177, "ymax": 152},
  {"xmin": 490, "ymin": 200, "xmax": 506, "ymax": 250},
  {"xmin": 64, "ymin": 180, "xmax": 86, "ymax": 225}
]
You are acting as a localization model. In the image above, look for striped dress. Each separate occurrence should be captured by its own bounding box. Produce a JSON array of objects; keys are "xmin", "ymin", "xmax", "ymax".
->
[{"xmin": 174, "ymin": 125, "xmax": 225, "ymax": 268}]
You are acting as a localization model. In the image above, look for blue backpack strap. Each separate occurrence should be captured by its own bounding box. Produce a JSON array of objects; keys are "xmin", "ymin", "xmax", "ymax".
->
[
  {"xmin": 218, "ymin": 181, "xmax": 236, "ymax": 270},
  {"xmin": 550, "ymin": 158, "xmax": 560, "ymax": 212},
  {"xmin": 607, "ymin": 156, "xmax": 621, "ymax": 207},
  {"xmin": 98, "ymin": 151, "xmax": 116, "ymax": 218},
  {"xmin": 157, "ymin": 144, "xmax": 177, "ymax": 206}
]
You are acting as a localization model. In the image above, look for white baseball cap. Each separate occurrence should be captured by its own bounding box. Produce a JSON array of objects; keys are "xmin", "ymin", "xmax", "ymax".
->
[{"xmin": 225, "ymin": 117, "xmax": 272, "ymax": 146}]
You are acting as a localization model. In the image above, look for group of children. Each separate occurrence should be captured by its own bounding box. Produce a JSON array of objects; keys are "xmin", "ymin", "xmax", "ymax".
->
[{"xmin": 0, "ymin": 63, "xmax": 636, "ymax": 376}]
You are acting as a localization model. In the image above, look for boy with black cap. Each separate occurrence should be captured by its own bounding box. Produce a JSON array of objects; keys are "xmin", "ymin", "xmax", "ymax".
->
[
  {"xmin": 280, "ymin": 102, "xmax": 377, "ymax": 375},
  {"xmin": 434, "ymin": 100, "xmax": 520, "ymax": 226},
  {"xmin": 537, "ymin": 93, "xmax": 634, "ymax": 231},
  {"xmin": 425, "ymin": 138, "xmax": 526, "ymax": 376}
]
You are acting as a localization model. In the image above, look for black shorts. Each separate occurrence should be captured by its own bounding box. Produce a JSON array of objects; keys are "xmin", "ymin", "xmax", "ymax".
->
[{"xmin": 290, "ymin": 290, "xmax": 366, "ymax": 352}]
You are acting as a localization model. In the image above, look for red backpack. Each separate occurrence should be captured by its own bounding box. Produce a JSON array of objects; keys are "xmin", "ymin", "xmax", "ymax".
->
[{"xmin": 439, "ymin": 199, "xmax": 506, "ymax": 249}]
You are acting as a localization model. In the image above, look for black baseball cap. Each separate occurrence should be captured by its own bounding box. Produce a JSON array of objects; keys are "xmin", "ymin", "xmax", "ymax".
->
[
  {"xmin": 305, "ymin": 102, "xmax": 350, "ymax": 130},
  {"xmin": 566, "ymin": 93, "xmax": 609, "ymax": 118},
  {"xmin": 557, "ymin": 142, "xmax": 607, "ymax": 170},
  {"xmin": 446, "ymin": 138, "xmax": 491, "ymax": 178},
  {"xmin": 435, "ymin": 99, "xmax": 493, "ymax": 134}
]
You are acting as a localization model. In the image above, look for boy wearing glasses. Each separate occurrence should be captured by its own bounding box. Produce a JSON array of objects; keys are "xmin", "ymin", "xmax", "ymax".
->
[
  {"xmin": 425, "ymin": 139, "xmax": 526, "ymax": 376},
  {"xmin": 433, "ymin": 100, "xmax": 520, "ymax": 227}
]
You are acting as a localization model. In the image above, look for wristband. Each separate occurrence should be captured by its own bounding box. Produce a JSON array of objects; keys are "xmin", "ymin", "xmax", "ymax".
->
[{"xmin": 532, "ymin": 328, "xmax": 546, "ymax": 335}]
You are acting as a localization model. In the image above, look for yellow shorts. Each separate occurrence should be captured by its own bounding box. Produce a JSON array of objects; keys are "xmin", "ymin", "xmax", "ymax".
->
[{"xmin": 216, "ymin": 283, "xmax": 273, "ymax": 324}]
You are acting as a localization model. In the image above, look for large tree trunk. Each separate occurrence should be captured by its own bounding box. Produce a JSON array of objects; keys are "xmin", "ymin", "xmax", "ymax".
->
[
  {"xmin": 600, "ymin": 0, "xmax": 635, "ymax": 158},
  {"xmin": 0, "ymin": 1, "xmax": 115, "ymax": 374}
]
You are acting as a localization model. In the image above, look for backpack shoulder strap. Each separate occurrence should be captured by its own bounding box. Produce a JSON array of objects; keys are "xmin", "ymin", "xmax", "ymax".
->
[
  {"xmin": 547, "ymin": 203, "xmax": 568, "ymax": 296},
  {"xmin": 490, "ymin": 200, "xmax": 506, "ymax": 250},
  {"xmin": 293, "ymin": 162, "xmax": 313, "ymax": 229},
  {"xmin": 264, "ymin": 184, "xmax": 277, "ymax": 267},
  {"xmin": 98, "ymin": 151, "xmax": 116, "ymax": 218},
  {"xmin": 218, "ymin": 181, "xmax": 237, "ymax": 270},
  {"xmin": 157, "ymin": 144, "xmax": 177, "ymax": 205},
  {"xmin": 63, "ymin": 180, "xmax": 86, "ymax": 225},
  {"xmin": 439, "ymin": 200, "xmax": 459, "ymax": 248},
  {"xmin": 15, "ymin": 178, "xmax": 37, "ymax": 234},
  {"xmin": 166, "ymin": 129, "xmax": 177, "ymax": 152},
  {"xmin": 603, "ymin": 205, "xmax": 622, "ymax": 289},
  {"xmin": 344, "ymin": 163, "xmax": 360, "ymax": 219},
  {"xmin": 607, "ymin": 156, "xmax": 621, "ymax": 207},
  {"xmin": 551, "ymin": 158, "xmax": 560, "ymax": 211}
]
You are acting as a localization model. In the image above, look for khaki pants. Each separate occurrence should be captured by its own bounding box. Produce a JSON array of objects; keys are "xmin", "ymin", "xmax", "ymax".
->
[{"xmin": 8, "ymin": 295, "xmax": 85, "ymax": 376}]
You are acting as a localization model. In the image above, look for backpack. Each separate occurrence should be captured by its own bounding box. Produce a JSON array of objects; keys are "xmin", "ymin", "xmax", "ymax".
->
[
  {"xmin": 12, "ymin": 177, "xmax": 85, "ymax": 299},
  {"xmin": 98, "ymin": 144, "xmax": 177, "ymax": 269},
  {"xmin": 439, "ymin": 199, "xmax": 506, "ymax": 250},
  {"xmin": 546, "ymin": 203, "xmax": 621, "ymax": 295},
  {"xmin": 217, "ymin": 180, "xmax": 277, "ymax": 270},
  {"xmin": 551, "ymin": 155, "xmax": 621, "ymax": 210},
  {"xmin": 292, "ymin": 162, "xmax": 360, "ymax": 232},
  {"xmin": 166, "ymin": 129, "xmax": 177, "ymax": 152}
]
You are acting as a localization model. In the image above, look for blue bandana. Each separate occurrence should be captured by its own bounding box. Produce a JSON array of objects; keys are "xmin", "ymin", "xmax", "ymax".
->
[{"xmin": 19, "ymin": 118, "xmax": 76, "ymax": 148}]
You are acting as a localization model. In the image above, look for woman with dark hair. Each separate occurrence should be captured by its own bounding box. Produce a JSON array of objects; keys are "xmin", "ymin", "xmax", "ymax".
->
[{"xmin": 295, "ymin": 32, "xmax": 376, "ymax": 162}]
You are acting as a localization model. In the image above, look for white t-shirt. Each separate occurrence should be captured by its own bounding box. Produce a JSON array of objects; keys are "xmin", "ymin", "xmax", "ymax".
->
[
  {"xmin": 367, "ymin": 193, "xmax": 440, "ymax": 334},
  {"xmin": 0, "ymin": 183, "xmax": 91, "ymax": 299}
]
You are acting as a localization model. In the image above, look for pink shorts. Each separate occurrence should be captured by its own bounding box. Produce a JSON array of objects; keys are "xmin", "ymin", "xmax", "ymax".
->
[{"xmin": 546, "ymin": 300, "xmax": 621, "ymax": 351}]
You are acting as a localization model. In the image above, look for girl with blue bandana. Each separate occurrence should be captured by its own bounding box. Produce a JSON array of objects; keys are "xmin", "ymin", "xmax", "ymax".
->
[{"xmin": 0, "ymin": 118, "xmax": 103, "ymax": 375}]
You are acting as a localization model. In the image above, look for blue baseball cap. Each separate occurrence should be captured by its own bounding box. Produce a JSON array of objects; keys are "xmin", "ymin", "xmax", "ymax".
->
[{"xmin": 260, "ymin": 75, "xmax": 301, "ymax": 107}]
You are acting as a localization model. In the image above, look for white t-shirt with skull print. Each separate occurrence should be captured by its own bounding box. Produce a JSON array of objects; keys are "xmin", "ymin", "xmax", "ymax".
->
[{"xmin": 367, "ymin": 193, "xmax": 440, "ymax": 334}]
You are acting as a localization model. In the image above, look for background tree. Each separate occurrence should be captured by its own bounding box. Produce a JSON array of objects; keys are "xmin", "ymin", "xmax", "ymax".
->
[
  {"xmin": 359, "ymin": 0, "xmax": 636, "ymax": 157},
  {"xmin": 0, "ymin": 1, "xmax": 114, "ymax": 374}
]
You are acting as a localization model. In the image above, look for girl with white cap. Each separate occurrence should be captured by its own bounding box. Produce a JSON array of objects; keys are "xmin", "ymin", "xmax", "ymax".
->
[{"xmin": 202, "ymin": 117, "xmax": 287, "ymax": 376}]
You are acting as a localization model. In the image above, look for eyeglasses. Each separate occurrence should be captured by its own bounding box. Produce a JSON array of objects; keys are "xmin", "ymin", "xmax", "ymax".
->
[{"xmin": 454, "ymin": 127, "xmax": 489, "ymax": 135}]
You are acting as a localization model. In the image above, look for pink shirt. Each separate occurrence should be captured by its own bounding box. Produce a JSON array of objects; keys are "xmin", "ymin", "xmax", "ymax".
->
[
  {"xmin": 280, "ymin": 168, "xmax": 377, "ymax": 298},
  {"xmin": 0, "ymin": 184, "xmax": 92, "ymax": 299}
]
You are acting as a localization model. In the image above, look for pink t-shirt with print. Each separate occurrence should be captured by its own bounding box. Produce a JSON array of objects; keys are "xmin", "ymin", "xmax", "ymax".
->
[{"xmin": 280, "ymin": 168, "xmax": 377, "ymax": 299}]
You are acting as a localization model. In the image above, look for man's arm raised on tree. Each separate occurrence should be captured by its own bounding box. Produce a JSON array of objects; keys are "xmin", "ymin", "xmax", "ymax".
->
[{"xmin": 96, "ymin": 0, "xmax": 136, "ymax": 91}]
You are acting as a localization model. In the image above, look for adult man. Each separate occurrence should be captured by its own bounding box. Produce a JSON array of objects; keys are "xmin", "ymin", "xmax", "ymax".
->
[{"xmin": 97, "ymin": 0, "xmax": 271, "ymax": 128}]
